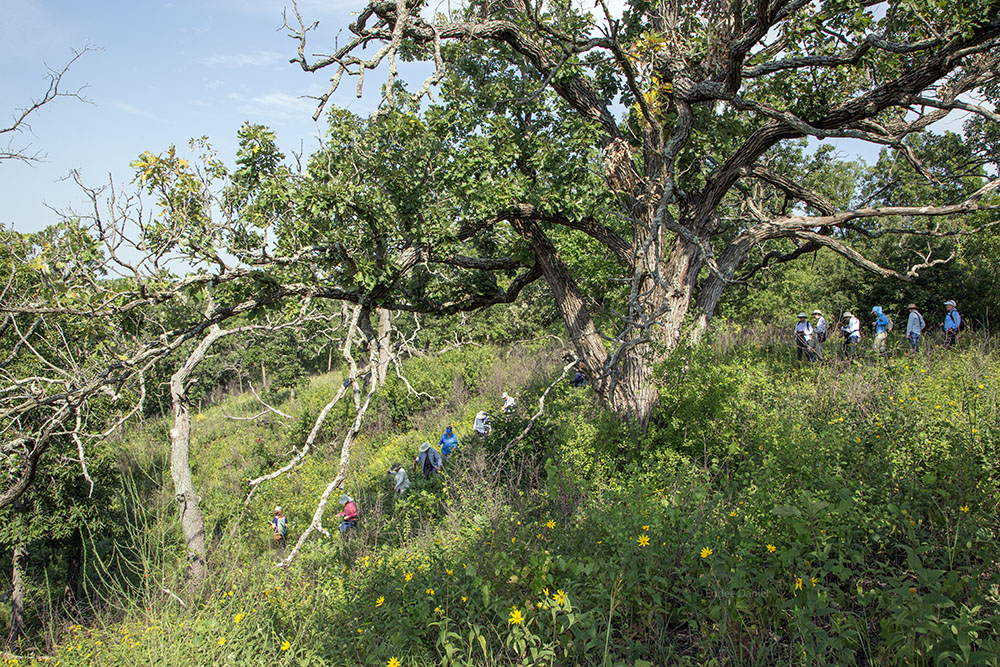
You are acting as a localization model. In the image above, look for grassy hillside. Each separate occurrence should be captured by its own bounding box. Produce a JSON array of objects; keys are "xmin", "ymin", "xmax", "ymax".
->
[{"xmin": 14, "ymin": 337, "xmax": 1000, "ymax": 665}]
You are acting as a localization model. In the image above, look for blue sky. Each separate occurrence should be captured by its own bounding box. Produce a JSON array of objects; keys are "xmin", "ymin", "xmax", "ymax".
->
[{"xmin": 1, "ymin": 0, "xmax": 378, "ymax": 233}]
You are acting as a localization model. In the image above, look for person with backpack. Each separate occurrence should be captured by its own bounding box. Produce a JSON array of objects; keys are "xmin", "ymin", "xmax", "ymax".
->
[
  {"xmin": 269, "ymin": 506, "xmax": 288, "ymax": 545},
  {"xmin": 943, "ymin": 300, "xmax": 961, "ymax": 349},
  {"xmin": 871, "ymin": 306, "xmax": 891, "ymax": 356},
  {"xmin": 388, "ymin": 463, "xmax": 411, "ymax": 496},
  {"xmin": 905, "ymin": 303, "xmax": 926, "ymax": 352},
  {"xmin": 811, "ymin": 309, "xmax": 828, "ymax": 361},
  {"xmin": 336, "ymin": 495, "xmax": 359, "ymax": 536},
  {"xmin": 439, "ymin": 426, "xmax": 459, "ymax": 457},
  {"xmin": 794, "ymin": 312, "xmax": 816, "ymax": 362},
  {"xmin": 840, "ymin": 311, "xmax": 861, "ymax": 359},
  {"xmin": 415, "ymin": 442, "xmax": 442, "ymax": 479}
]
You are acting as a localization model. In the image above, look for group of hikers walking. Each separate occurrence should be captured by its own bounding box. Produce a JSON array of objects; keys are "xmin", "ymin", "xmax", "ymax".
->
[
  {"xmin": 794, "ymin": 300, "xmax": 962, "ymax": 361},
  {"xmin": 271, "ymin": 391, "xmax": 517, "ymax": 543}
]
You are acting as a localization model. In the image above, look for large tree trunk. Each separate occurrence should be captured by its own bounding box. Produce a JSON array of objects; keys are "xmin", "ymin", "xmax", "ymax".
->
[
  {"xmin": 511, "ymin": 217, "xmax": 662, "ymax": 421},
  {"xmin": 8, "ymin": 544, "xmax": 25, "ymax": 646}
]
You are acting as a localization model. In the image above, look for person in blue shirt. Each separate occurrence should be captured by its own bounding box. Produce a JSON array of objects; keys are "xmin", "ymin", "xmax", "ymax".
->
[
  {"xmin": 943, "ymin": 300, "xmax": 961, "ymax": 348},
  {"xmin": 439, "ymin": 426, "xmax": 459, "ymax": 458},
  {"xmin": 871, "ymin": 306, "xmax": 891, "ymax": 356}
]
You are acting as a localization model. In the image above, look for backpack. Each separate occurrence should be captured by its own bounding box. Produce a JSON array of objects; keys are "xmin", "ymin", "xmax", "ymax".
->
[{"xmin": 885, "ymin": 316, "xmax": 893, "ymax": 332}]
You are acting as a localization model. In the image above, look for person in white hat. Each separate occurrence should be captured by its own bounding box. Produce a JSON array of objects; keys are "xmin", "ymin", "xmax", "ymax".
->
[
  {"xmin": 793, "ymin": 312, "xmax": 816, "ymax": 362},
  {"xmin": 905, "ymin": 303, "xmax": 926, "ymax": 352},
  {"xmin": 336, "ymin": 495, "xmax": 358, "ymax": 536},
  {"xmin": 501, "ymin": 391, "xmax": 516, "ymax": 413},
  {"xmin": 414, "ymin": 441, "xmax": 442, "ymax": 479},
  {"xmin": 943, "ymin": 300, "xmax": 961, "ymax": 348},
  {"xmin": 840, "ymin": 311, "xmax": 861, "ymax": 359},
  {"xmin": 811, "ymin": 309, "xmax": 827, "ymax": 361}
]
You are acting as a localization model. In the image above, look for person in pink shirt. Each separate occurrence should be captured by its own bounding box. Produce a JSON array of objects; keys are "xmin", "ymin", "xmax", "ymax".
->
[{"xmin": 337, "ymin": 494, "xmax": 358, "ymax": 536}]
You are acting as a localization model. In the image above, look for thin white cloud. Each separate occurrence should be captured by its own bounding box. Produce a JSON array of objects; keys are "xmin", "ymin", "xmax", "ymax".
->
[
  {"xmin": 203, "ymin": 50, "xmax": 284, "ymax": 67},
  {"xmin": 107, "ymin": 100, "xmax": 167, "ymax": 123}
]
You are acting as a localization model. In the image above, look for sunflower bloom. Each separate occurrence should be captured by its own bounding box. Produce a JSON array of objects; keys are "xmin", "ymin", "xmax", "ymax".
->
[
  {"xmin": 700, "ymin": 547, "xmax": 712, "ymax": 559},
  {"xmin": 637, "ymin": 534, "xmax": 650, "ymax": 547},
  {"xmin": 280, "ymin": 640, "xmax": 290, "ymax": 651},
  {"xmin": 387, "ymin": 658, "xmax": 401, "ymax": 667},
  {"xmin": 375, "ymin": 596, "xmax": 385, "ymax": 607},
  {"xmin": 766, "ymin": 544, "xmax": 776, "ymax": 553},
  {"xmin": 546, "ymin": 520, "xmax": 556, "ymax": 529},
  {"xmin": 509, "ymin": 607, "xmax": 524, "ymax": 625},
  {"xmin": 795, "ymin": 578, "xmax": 803, "ymax": 591},
  {"xmin": 553, "ymin": 590, "xmax": 566, "ymax": 606}
]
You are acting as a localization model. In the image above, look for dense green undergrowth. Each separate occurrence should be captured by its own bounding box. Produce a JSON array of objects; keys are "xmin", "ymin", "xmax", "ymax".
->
[{"xmin": 11, "ymin": 338, "xmax": 1000, "ymax": 666}]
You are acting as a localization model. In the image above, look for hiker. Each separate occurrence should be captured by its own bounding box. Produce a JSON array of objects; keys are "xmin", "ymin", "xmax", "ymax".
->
[
  {"xmin": 905, "ymin": 303, "xmax": 926, "ymax": 352},
  {"xmin": 269, "ymin": 506, "xmax": 288, "ymax": 545},
  {"xmin": 811, "ymin": 309, "xmax": 828, "ymax": 361},
  {"xmin": 570, "ymin": 370, "xmax": 587, "ymax": 388},
  {"xmin": 840, "ymin": 311, "xmax": 861, "ymax": 359},
  {"xmin": 415, "ymin": 442, "xmax": 442, "ymax": 479},
  {"xmin": 336, "ymin": 495, "xmax": 358, "ymax": 535},
  {"xmin": 793, "ymin": 312, "xmax": 816, "ymax": 362},
  {"xmin": 501, "ymin": 392, "xmax": 516, "ymax": 413},
  {"xmin": 439, "ymin": 426, "xmax": 459, "ymax": 457},
  {"xmin": 943, "ymin": 300, "xmax": 961, "ymax": 349},
  {"xmin": 473, "ymin": 410, "xmax": 491, "ymax": 437},
  {"xmin": 388, "ymin": 463, "xmax": 411, "ymax": 496},
  {"xmin": 871, "ymin": 306, "xmax": 891, "ymax": 356}
]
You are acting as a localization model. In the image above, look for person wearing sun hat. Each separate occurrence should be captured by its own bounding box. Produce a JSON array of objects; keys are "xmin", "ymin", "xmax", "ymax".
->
[
  {"xmin": 810, "ymin": 309, "xmax": 828, "ymax": 361},
  {"xmin": 414, "ymin": 441, "xmax": 442, "ymax": 479},
  {"xmin": 793, "ymin": 312, "xmax": 816, "ymax": 362},
  {"xmin": 336, "ymin": 495, "xmax": 358, "ymax": 536},
  {"xmin": 905, "ymin": 303, "xmax": 926, "ymax": 352},
  {"xmin": 943, "ymin": 300, "xmax": 961, "ymax": 349},
  {"xmin": 840, "ymin": 311, "xmax": 861, "ymax": 359}
]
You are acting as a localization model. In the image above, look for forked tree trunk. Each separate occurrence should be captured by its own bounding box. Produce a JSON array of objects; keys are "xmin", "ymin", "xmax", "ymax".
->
[
  {"xmin": 168, "ymin": 327, "xmax": 229, "ymax": 587},
  {"xmin": 513, "ymin": 217, "xmax": 710, "ymax": 423},
  {"xmin": 8, "ymin": 544, "xmax": 25, "ymax": 646}
]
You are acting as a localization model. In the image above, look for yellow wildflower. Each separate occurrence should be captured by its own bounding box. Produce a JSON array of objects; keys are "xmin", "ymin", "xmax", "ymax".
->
[
  {"xmin": 280, "ymin": 640, "xmax": 290, "ymax": 651},
  {"xmin": 553, "ymin": 590, "xmax": 566, "ymax": 605},
  {"xmin": 700, "ymin": 547, "xmax": 712, "ymax": 558},
  {"xmin": 405, "ymin": 572, "xmax": 413, "ymax": 582},
  {"xmin": 509, "ymin": 607, "xmax": 524, "ymax": 625},
  {"xmin": 376, "ymin": 596, "xmax": 385, "ymax": 607},
  {"xmin": 960, "ymin": 505, "xmax": 970, "ymax": 512},
  {"xmin": 795, "ymin": 578, "xmax": 803, "ymax": 591},
  {"xmin": 766, "ymin": 544, "xmax": 776, "ymax": 553},
  {"xmin": 233, "ymin": 613, "xmax": 245, "ymax": 624},
  {"xmin": 637, "ymin": 534, "xmax": 650, "ymax": 547},
  {"xmin": 546, "ymin": 520, "xmax": 556, "ymax": 529},
  {"xmin": 426, "ymin": 588, "xmax": 434, "ymax": 596},
  {"xmin": 218, "ymin": 637, "xmax": 227, "ymax": 646},
  {"xmin": 387, "ymin": 658, "xmax": 401, "ymax": 667}
]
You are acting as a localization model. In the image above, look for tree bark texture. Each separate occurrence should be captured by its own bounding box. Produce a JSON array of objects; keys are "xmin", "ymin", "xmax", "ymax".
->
[{"xmin": 7, "ymin": 544, "xmax": 25, "ymax": 646}]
